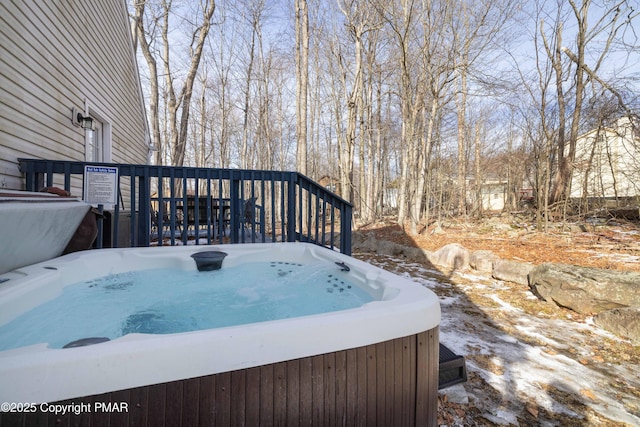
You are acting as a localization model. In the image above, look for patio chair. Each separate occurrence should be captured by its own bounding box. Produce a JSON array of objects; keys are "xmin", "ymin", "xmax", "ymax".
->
[
  {"xmin": 243, "ymin": 197, "xmax": 263, "ymax": 238},
  {"xmin": 151, "ymin": 208, "xmax": 182, "ymax": 240}
]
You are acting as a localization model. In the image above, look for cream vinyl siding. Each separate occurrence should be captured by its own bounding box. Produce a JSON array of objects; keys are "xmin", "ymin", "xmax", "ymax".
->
[
  {"xmin": 0, "ymin": 0, "xmax": 148, "ymax": 191},
  {"xmin": 569, "ymin": 118, "xmax": 640, "ymax": 199}
]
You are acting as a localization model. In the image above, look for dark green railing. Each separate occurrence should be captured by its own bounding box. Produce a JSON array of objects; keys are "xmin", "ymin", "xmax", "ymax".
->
[{"xmin": 18, "ymin": 159, "xmax": 352, "ymax": 255}]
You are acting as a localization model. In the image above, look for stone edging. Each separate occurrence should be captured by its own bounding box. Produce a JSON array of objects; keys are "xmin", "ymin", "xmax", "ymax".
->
[
  {"xmin": 352, "ymin": 233, "xmax": 640, "ymax": 345},
  {"xmin": 352, "ymin": 233, "xmax": 534, "ymax": 284}
]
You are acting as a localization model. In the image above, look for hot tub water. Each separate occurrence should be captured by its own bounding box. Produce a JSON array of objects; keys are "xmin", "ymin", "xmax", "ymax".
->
[{"xmin": 0, "ymin": 260, "xmax": 373, "ymax": 351}]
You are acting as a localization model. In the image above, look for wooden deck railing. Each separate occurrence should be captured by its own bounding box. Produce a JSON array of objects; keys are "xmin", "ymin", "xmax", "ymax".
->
[{"xmin": 18, "ymin": 159, "xmax": 352, "ymax": 255}]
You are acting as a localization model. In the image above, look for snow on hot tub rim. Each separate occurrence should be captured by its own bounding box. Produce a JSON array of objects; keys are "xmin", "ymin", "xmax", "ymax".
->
[{"xmin": 0, "ymin": 242, "xmax": 440, "ymax": 404}]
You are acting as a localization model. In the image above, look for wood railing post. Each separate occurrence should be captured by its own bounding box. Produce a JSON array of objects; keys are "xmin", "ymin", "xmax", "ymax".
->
[
  {"xmin": 341, "ymin": 203, "xmax": 352, "ymax": 255},
  {"xmin": 230, "ymin": 172, "xmax": 241, "ymax": 244},
  {"xmin": 287, "ymin": 174, "xmax": 297, "ymax": 242},
  {"xmin": 137, "ymin": 167, "xmax": 151, "ymax": 247}
]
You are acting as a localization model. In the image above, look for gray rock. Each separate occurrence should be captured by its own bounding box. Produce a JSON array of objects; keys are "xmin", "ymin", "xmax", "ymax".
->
[
  {"xmin": 528, "ymin": 263, "xmax": 640, "ymax": 314},
  {"xmin": 492, "ymin": 259, "xmax": 534, "ymax": 286},
  {"xmin": 429, "ymin": 243, "xmax": 469, "ymax": 271},
  {"xmin": 352, "ymin": 232, "xmax": 432, "ymax": 263},
  {"xmin": 594, "ymin": 307, "xmax": 640, "ymax": 344},
  {"xmin": 470, "ymin": 250, "xmax": 500, "ymax": 273},
  {"xmin": 432, "ymin": 224, "xmax": 445, "ymax": 235},
  {"xmin": 403, "ymin": 246, "xmax": 432, "ymax": 262},
  {"xmin": 352, "ymin": 233, "xmax": 379, "ymax": 252},
  {"xmin": 376, "ymin": 240, "xmax": 405, "ymax": 256}
]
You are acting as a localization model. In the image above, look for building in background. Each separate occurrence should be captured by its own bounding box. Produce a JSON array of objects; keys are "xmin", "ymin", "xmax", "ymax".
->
[{"xmin": 569, "ymin": 116, "xmax": 640, "ymax": 207}]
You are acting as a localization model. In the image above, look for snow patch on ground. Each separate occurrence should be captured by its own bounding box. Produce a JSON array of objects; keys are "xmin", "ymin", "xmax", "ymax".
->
[{"xmin": 359, "ymin": 253, "xmax": 640, "ymax": 426}]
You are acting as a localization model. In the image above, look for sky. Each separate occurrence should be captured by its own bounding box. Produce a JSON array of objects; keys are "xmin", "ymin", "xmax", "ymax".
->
[{"xmin": 131, "ymin": 0, "xmax": 639, "ymax": 172}]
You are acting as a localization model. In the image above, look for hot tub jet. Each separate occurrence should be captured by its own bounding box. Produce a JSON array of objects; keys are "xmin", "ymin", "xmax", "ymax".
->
[
  {"xmin": 191, "ymin": 251, "xmax": 228, "ymax": 271},
  {"xmin": 62, "ymin": 337, "xmax": 110, "ymax": 348},
  {"xmin": 335, "ymin": 261, "xmax": 350, "ymax": 272}
]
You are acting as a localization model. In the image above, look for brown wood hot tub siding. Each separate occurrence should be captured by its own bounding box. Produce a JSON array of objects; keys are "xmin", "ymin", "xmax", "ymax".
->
[{"xmin": 0, "ymin": 328, "xmax": 439, "ymax": 427}]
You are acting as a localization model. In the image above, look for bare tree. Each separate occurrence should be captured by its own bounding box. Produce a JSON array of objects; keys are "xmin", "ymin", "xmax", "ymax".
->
[
  {"xmin": 295, "ymin": 0, "xmax": 309, "ymax": 175},
  {"xmin": 374, "ymin": 0, "xmax": 424, "ymax": 229},
  {"xmin": 450, "ymin": 0, "xmax": 516, "ymax": 218},
  {"xmin": 134, "ymin": 0, "xmax": 216, "ymax": 168},
  {"xmin": 540, "ymin": 0, "xmax": 637, "ymax": 205},
  {"xmin": 133, "ymin": 1, "xmax": 162, "ymax": 165},
  {"xmin": 335, "ymin": 0, "xmax": 381, "ymax": 206},
  {"xmin": 128, "ymin": 0, "xmax": 639, "ymax": 233},
  {"xmin": 361, "ymin": 29, "xmax": 385, "ymax": 223},
  {"xmin": 205, "ymin": 4, "xmax": 237, "ymax": 169},
  {"xmin": 412, "ymin": 0, "xmax": 458, "ymax": 232}
]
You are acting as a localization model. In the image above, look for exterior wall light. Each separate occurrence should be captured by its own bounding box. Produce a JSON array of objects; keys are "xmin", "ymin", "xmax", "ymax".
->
[{"xmin": 71, "ymin": 107, "xmax": 94, "ymax": 130}]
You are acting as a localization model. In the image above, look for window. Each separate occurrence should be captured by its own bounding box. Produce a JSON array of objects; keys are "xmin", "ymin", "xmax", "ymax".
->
[
  {"xmin": 86, "ymin": 119, "xmax": 103, "ymax": 162},
  {"xmin": 83, "ymin": 102, "xmax": 112, "ymax": 163}
]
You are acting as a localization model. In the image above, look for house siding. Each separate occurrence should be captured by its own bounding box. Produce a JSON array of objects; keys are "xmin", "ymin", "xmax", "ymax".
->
[
  {"xmin": 570, "ymin": 118, "xmax": 640, "ymax": 200},
  {"xmin": 0, "ymin": 0, "xmax": 147, "ymax": 191}
]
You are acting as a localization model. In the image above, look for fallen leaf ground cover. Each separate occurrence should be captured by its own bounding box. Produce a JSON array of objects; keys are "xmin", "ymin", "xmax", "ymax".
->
[
  {"xmin": 357, "ymin": 216, "xmax": 640, "ymax": 272},
  {"xmin": 354, "ymin": 217, "xmax": 640, "ymax": 426}
]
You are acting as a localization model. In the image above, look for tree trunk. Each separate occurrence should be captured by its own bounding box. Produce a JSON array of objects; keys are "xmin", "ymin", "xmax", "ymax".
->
[
  {"xmin": 241, "ymin": 23, "xmax": 256, "ymax": 169},
  {"xmin": 456, "ymin": 68, "xmax": 467, "ymax": 217},
  {"xmin": 295, "ymin": 0, "xmax": 309, "ymax": 176},
  {"xmin": 133, "ymin": 1, "xmax": 162, "ymax": 165},
  {"xmin": 474, "ymin": 121, "xmax": 482, "ymax": 217},
  {"xmin": 172, "ymin": 1, "xmax": 216, "ymax": 168}
]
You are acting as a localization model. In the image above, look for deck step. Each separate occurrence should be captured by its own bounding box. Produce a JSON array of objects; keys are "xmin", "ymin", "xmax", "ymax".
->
[{"xmin": 438, "ymin": 343, "xmax": 467, "ymax": 390}]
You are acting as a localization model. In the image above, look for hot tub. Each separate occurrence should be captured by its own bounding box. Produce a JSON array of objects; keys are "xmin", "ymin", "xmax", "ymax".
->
[
  {"xmin": 0, "ymin": 243, "xmax": 440, "ymax": 426},
  {"xmin": 0, "ymin": 190, "xmax": 90, "ymax": 275}
]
